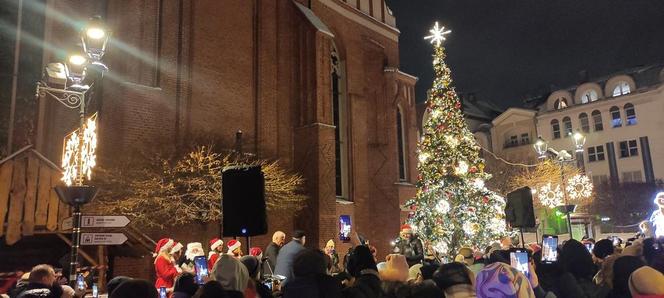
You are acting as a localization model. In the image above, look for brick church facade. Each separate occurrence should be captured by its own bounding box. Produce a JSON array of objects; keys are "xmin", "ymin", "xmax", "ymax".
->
[{"xmin": 34, "ymin": 0, "xmax": 418, "ymax": 273}]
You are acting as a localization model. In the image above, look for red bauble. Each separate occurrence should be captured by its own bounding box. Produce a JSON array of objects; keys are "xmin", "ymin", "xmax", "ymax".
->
[
  {"xmin": 410, "ymin": 205, "xmax": 418, "ymax": 211},
  {"xmin": 483, "ymin": 196, "xmax": 489, "ymax": 204},
  {"xmin": 468, "ymin": 207, "xmax": 475, "ymax": 213},
  {"xmin": 470, "ymin": 166, "xmax": 477, "ymax": 173},
  {"xmin": 437, "ymin": 124, "xmax": 446, "ymax": 131},
  {"xmin": 455, "ymin": 102, "xmax": 461, "ymax": 109}
]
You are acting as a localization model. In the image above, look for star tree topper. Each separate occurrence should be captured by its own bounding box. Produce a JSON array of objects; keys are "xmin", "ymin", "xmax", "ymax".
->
[{"xmin": 424, "ymin": 22, "xmax": 452, "ymax": 46}]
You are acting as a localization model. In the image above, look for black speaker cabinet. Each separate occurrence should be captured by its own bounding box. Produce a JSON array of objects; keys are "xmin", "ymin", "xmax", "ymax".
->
[
  {"xmin": 222, "ymin": 165, "xmax": 267, "ymax": 237},
  {"xmin": 505, "ymin": 186, "xmax": 536, "ymax": 228}
]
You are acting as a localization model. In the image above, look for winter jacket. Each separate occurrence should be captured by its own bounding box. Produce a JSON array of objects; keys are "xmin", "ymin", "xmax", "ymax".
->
[
  {"xmin": 13, "ymin": 283, "xmax": 62, "ymax": 298},
  {"xmin": 393, "ymin": 237, "xmax": 424, "ymax": 267},
  {"xmin": 264, "ymin": 242, "xmax": 280, "ymax": 276},
  {"xmin": 341, "ymin": 271, "xmax": 382, "ymax": 298},
  {"xmin": 274, "ymin": 240, "xmax": 305, "ymax": 284},
  {"xmin": 554, "ymin": 273, "xmax": 604, "ymax": 298},
  {"xmin": 282, "ymin": 274, "xmax": 342, "ymax": 298}
]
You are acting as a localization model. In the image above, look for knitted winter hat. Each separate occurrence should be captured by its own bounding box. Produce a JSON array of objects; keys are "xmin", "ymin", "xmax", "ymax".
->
[
  {"xmin": 209, "ymin": 238, "xmax": 223, "ymax": 251},
  {"xmin": 227, "ymin": 239, "xmax": 241, "ymax": 254},
  {"xmin": 629, "ymin": 266, "xmax": 664, "ymax": 297},
  {"xmin": 379, "ymin": 254, "xmax": 409, "ymax": 282}
]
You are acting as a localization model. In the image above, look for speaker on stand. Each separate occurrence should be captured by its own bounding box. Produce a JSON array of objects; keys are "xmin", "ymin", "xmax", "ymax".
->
[
  {"xmin": 505, "ymin": 186, "xmax": 536, "ymax": 248},
  {"xmin": 222, "ymin": 165, "xmax": 268, "ymax": 252}
]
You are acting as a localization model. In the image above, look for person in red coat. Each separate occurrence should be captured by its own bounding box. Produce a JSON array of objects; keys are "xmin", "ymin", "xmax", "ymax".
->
[
  {"xmin": 208, "ymin": 237, "xmax": 224, "ymax": 269},
  {"xmin": 154, "ymin": 238, "xmax": 180, "ymax": 297}
]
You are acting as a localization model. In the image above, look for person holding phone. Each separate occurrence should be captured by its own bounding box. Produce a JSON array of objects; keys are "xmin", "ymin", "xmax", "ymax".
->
[
  {"xmin": 393, "ymin": 224, "xmax": 424, "ymax": 267},
  {"xmin": 154, "ymin": 238, "xmax": 179, "ymax": 297}
]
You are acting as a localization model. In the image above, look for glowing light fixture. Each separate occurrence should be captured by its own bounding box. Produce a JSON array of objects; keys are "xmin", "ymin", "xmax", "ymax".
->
[{"xmin": 62, "ymin": 113, "xmax": 98, "ymax": 186}]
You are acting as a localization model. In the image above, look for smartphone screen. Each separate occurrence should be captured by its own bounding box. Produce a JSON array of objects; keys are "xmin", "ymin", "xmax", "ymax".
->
[
  {"xmin": 585, "ymin": 243, "xmax": 594, "ymax": 253},
  {"xmin": 92, "ymin": 284, "xmax": 98, "ymax": 298},
  {"xmin": 510, "ymin": 250, "xmax": 529, "ymax": 277},
  {"xmin": 159, "ymin": 287, "xmax": 167, "ymax": 298},
  {"xmin": 194, "ymin": 256, "xmax": 209, "ymax": 284},
  {"xmin": 263, "ymin": 280, "xmax": 273, "ymax": 291},
  {"xmin": 542, "ymin": 235, "xmax": 558, "ymax": 263},
  {"xmin": 76, "ymin": 273, "xmax": 85, "ymax": 290}
]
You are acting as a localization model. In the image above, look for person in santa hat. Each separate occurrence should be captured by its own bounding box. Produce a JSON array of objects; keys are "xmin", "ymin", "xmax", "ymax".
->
[
  {"xmin": 170, "ymin": 241, "xmax": 184, "ymax": 272},
  {"xmin": 154, "ymin": 238, "xmax": 180, "ymax": 296},
  {"xmin": 207, "ymin": 238, "xmax": 224, "ymax": 270},
  {"xmin": 180, "ymin": 242, "xmax": 205, "ymax": 273},
  {"xmin": 393, "ymin": 224, "xmax": 424, "ymax": 267},
  {"xmin": 227, "ymin": 239, "xmax": 243, "ymax": 258}
]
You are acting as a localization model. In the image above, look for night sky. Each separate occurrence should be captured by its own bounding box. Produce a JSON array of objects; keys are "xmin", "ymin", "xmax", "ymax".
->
[{"xmin": 386, "ymin": 0, "xmax": 664, "ymax": 108}]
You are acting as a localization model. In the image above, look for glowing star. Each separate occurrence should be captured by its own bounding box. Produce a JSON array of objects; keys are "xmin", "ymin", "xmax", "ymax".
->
[
  {"xmin": 419, "ymin": 152, "xmax": 431, "ymax": 163},
  {"xmin": 566, "ymin": 174, "xmax": 593, "ymax": 200},
  {"xmin": 538, "ymin": 183, "xmax": 563, "ymax": 209},
  {"xmin": 424, "ymin": 22, "xmax": 452, "ymax": 46}
]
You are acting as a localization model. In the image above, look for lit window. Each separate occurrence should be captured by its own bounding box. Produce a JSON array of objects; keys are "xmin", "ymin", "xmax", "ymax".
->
[
  {"xmin": 397, "ymin": 108, "xmax": 407, "ymax": 181},
  {"xmin": 610, "ymin": 106, "xmax": 622, "ymax": 128},
  {"xmin": 619, "ymin": 140, "xmax": 638, "ymax": 158},
  {"xmin": 579, "ymin": 113, "xmax": 590, "ymax": 133},
  {"xmin": 555, "ymin": 98, "xmax": 569, "ymax": 110},
  {"xmin": 551, "ymin": 119, "xmax": 561, "ymax": 139},
  {"xmin": 613, "ymin": 81, "xmax": 631, "ymax": 97},
  {"xmin": 587, "ymin": 145, "xmax": 605, "ymax": 162},
  {"xmin": 624, "ymin": 103, "xmax": 637, "ymax": 126},
  {"xmin": 581, "ymin": 90, "xmax": 598, "ymax": 104},
  {"xmin": 591, "ymin": 110, "xmax": 603, "ymax": 132},
  {"xmin": 562, "ymin": 117, "xmax": 572, "ymax": 137}
]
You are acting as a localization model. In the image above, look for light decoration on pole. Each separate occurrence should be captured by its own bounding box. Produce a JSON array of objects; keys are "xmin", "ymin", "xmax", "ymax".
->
[
  {"xmin": 533, "ymin": 137, "xmax": 548, "ymax": 159},
  {"xmin": 573, "ymin": 130, "xmax": 586, "ymax": 153},
  {"xmin": 62, "ymin": 114, "xmax": 98, "ymax": 186},
  {"xmin": 424, "ymin": 22, "xmax": 452, "ymax": 46},
  {"xmin": 538, "ymin": 183, "xmax": 564, "ymax": 208},
  {"xmin": 566, "ymin": 174, "xmax": 593, "ymax": 200}
]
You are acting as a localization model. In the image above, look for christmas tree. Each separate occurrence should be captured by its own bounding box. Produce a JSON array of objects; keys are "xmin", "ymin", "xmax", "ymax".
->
[{"xmin": 406, "ymin": 23, "xmax": 508, "ymax": 257}]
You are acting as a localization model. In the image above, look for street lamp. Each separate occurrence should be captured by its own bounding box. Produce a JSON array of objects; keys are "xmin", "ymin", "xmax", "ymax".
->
[
  {"xmin": 36, "ymin": 17, "xmax": 109, "ymax": 286},
  {"xmin": 533, "ymin": 130, "xmax": 586, "ymax": 238}
]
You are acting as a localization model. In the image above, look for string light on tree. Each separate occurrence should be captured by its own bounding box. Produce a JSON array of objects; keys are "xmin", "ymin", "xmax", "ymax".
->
[
  {"xmin": 538, "ymin": 183, "xmax": 564, "ymax": 209},
  {"xmin": 405, "ymin": 22, "xmax": 508, "ymax": 257},
  {"xmin": 566, "ymin": 174, "xmax": 593, "ymax": 200}
]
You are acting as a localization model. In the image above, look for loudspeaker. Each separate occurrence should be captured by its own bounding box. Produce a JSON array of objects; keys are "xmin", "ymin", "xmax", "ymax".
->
[
  {"xmin": 222, "ymin": 165, "xmax": 267, "ymax": 237},
  {"xmin": 504, "ymin": 187, "xmax": 536, "ymax": 228}
]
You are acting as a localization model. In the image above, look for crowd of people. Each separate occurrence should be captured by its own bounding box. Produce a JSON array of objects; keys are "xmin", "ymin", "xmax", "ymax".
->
[{"xmin": 3, "ymin": 224, "xmax": 664, "ymax": 298}]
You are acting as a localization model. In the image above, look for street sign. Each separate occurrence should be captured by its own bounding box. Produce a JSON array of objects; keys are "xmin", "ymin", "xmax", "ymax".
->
[
  {"xmin": 80, "ymin": 233, "xmax": 128, "ymax": 245},
  {"xmin": 61, "ymin": 216, "xmax": 130, "ymax": 231}
]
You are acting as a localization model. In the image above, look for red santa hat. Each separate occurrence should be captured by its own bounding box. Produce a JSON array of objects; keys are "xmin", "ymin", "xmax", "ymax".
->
[
  {"xmin": 170, "ymin": 242, "xmax": 184, "ymax": 255},
  {"xmin": 400, "ymin": 224, "xmax": 413, "ymax": 234},
  {"xmin": 227, "ymin": 239, "xmax": 241, "ymax": 253},
  {"xmin": 250, "ymin": 247, "xmax": 263, "ymax": 259},
  {"xmin": 186, "ymin": 242, "xmax": 205, "ymax": 260},
  {"xmin": 209, "ymin": 238, "xmax": 223, "ymax": 251},
  {"xmin": 154, "ymin": 238, "xmax": 174, "ymax": 257}
]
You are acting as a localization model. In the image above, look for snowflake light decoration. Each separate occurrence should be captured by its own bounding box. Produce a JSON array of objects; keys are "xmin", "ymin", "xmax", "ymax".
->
[
  {"xmin": 424, "ymin": 22, "xmax": 452, "ymax": 46},
  {"xmin": 538, "ymin": 183, "xmax": 563, "ymax": 208},
  {"xmin": 567, "ymin": 174, "xmax": 593, "ymax": 200},
  {"xmin": 62, "ymin": 113, "xmax": 98, "ymax": 186}
]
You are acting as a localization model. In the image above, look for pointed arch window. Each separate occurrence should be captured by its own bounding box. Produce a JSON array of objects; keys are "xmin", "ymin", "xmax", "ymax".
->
[
  {"xmin": 624, "ymin": 103, "xmax": 637, "ymax": 126},
  {"xmin": 332, "ymin": 47, "xmax": 349, "ymax": 200},
  {"xmin": 551, "ymin": 119, "xmax": 561, "ymax": 139},
  {"xmin": 396, "ymin": 107, "xmax": 407, "ymax": 181},
  {"xmin": 592, "ymin": 110, "xmax": 603, "ymax": 132},
  {"xmin": 579, "ymin": 113, "xmax": 590, "ymax": 133}
]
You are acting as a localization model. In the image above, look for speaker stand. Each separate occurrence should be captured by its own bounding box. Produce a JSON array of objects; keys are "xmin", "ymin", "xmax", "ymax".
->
[
  {"xmin": 520, "ymin": 228, "xmax": 526, "ymax": 249},
  {"xmin": 246, "ymin": 235, "xmax": 251, "ymax": 254}
]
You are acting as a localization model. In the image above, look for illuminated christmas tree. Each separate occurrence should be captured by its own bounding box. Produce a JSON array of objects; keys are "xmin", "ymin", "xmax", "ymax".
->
[{"xmin": 406, "ymin": 23, "xmax": 508, "ymax": 257}]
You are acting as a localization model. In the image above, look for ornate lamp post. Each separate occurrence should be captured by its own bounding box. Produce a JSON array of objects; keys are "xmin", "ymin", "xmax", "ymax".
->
[
  {"xmin": 36, "ymin": 17, "xmax": 109, "ymax": 285},
  {"xmin": 533, "ymin": 130, "xmax": 586, "ymax": 238}
]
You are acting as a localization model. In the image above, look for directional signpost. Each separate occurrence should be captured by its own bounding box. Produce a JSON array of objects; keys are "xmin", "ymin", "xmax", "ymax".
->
[
  {"xmin": 80, "ymin": 233, "xmax": 128, "ymax": 245},
  {"xmin": 61, "ymin": 216, "xmax": 130, "ymax": 231}
]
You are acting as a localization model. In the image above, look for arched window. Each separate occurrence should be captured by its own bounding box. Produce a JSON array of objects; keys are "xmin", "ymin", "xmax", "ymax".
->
[
  {"xmin": 554, "ymin": 98, "xmax": 569, "ymax": 110},
  {"xmin": 610, "ymin": 106, "xmax": 622, "ymax": 128},
  {"xmin": 592, "ymin": 110, "xmax": 603, "ymax": 132},
  {"xmin": 551, "ymin": 119, "xmax": 561, "ymax": 139},
  {"xmin": 613, "ymin": 81, "xmax": 631, "ymax": 97},
  {"xmin": 580, "ymin": 90, "xmax": 598, "ymax": 104},
  {"xmin": 625, "ymin": 103, "xmax": 637, "ymax": 126},
  {"xmin": 579, "ymin": 113, "xmax": 590, "ymax": 133},
  {"xmin": 562, "ymin": 116, "xmax": 573, "ymax": 137},
  {"xmin": 396, "ymin": 107, "xmax": 407, "ymax": 181},
  {"xmin": 331, "ymin": 48, "xmax": 349, "ymax": 200}
]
